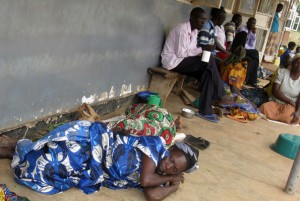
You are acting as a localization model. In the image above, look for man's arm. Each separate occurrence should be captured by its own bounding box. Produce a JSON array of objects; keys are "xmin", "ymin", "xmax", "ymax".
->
[
  {"xmin": 272, "ymin": 83, "xmax": 296, "ymax": 107},
  {"xmin": 198, "ymin": 28, "xmax": 216, "ymax": 52},
  {"xmin": 291, "ymin": 92, "xmax": 300, "ymax": 124},
  {"xmin": 175, "ymin": 28, "xmax": 202, "ymax": 58},
  {"xmin": 215, "ymin": 39, "xmax": 230, "ymax": 54},
  {"xmin": 225, "ymin": 27, "xmax": 234, "ymax": 50}
]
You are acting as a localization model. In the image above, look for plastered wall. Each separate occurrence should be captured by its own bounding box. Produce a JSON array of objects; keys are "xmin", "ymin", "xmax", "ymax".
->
[{"xmin": 0, "ymin": 0, "xmax": 198, "ymax": 130}]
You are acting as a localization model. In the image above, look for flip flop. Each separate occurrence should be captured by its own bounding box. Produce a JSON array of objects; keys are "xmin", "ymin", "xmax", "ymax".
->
[
  {"xmin": 226, "ymin": 114, "xmax": 249, "ymax": 123},
  {"xmin": 195, "ymin": 112, "xmax": 219, "ymax": 123},
  {"xmin": 184, "ymin": 134, "xmax": 210, "ymax": 150}
]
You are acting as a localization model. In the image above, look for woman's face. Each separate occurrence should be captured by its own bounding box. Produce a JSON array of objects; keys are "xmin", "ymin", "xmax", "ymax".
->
[
  {"xmin": 157, "ymin": 148, "xmax": 187, "ymax": 175},
  {"xmin": 292, "ymin": 58, "xmax": 300, "ymax": 72}
]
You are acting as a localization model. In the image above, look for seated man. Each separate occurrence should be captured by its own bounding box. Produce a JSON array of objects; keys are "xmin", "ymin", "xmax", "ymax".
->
[
  {"xmin": 224, "ymin": 13, "xmax": 242, "ymax": 51},
  {"xmin": 197, "ymin": 7, "xmax": 226, "ymax": 52},
  {"xmin": 232, "ymin": 17, "xmax": 259, "ymax": 87},
  {"xmin": 280, "ymin": 41, "xmax": 296, "ymax": 68},
  {"xmin": 0, "ymin": 121, "xmax": 199, "ymax": 201},
  {"xmin": 161, "ymin": 7, "xmax": 226, "ymax": 123},
  {"xmin": 212, "ymin": 7, "xmax": 230, "ymax": 60}
]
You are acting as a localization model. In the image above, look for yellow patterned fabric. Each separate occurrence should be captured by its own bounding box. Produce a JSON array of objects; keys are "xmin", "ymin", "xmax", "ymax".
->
[
  {"xmin": 0, "ymin": 185, "xmax": 29, "ymax": 201},
  {"xmin": 220, "ymin": 61, "xmax": 247, "ymax": 89}
]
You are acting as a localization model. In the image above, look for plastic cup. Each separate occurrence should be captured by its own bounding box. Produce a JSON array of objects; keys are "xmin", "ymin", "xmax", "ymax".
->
[{"xmin": 201, "ymin": 50, "xmax": 211, "ymax": 62}]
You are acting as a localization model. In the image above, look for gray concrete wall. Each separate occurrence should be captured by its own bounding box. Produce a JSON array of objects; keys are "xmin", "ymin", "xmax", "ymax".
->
[{"xmin": 0, "ymin": 0, "xmax": 199, "ymax": 131}]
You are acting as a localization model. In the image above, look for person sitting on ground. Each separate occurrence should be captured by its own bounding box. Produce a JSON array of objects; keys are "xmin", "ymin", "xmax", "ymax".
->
[
  {"xmin": 0, "ymin": 120, "xmax": 199, "ymax": 201},
  {"xmin": 259, "ymin": 54, "xmax": 300, "ymax": 124},
  {"xmin": 280, "ymin": 42, "xmax": 296, "ymax": 68},
  {"xmin": 161, "ymin": 7, "xmax": 229, "ymax": 123},
  {"xmin": 232, "ymin": 17, "xmax": 259, "ymax": 87},
  {"xmin": 214, "ymin": 7, "xmax": 231, "ymax": 60},
  {"xmin": 224, "ymin": 14, "xmax": 242, "ymax": 51}
]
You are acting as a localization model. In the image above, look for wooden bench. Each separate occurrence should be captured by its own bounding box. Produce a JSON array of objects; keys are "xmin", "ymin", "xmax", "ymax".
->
[{"xmin": 148, "ymin": 67, "xmax": 185, "ymax": 107}]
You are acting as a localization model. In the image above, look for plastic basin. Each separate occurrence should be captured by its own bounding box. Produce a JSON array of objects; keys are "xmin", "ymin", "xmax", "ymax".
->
[
  {"xmin": 137, "ymin": 91, "xmax": 158, "ymax": 103},
  {"xmin": 271, "ymin": 133, "xmax": 300, "ymax": 160}
]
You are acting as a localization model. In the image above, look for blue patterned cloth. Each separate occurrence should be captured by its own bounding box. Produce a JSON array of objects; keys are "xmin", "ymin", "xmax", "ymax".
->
[{"xmin": 12, "ymin": 121, "xmax": 168, "ymax": 195}]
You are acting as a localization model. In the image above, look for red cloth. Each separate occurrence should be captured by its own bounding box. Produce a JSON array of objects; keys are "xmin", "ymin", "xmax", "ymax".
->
[{"xmin": 217, "ymin": 51, "xmax": 229, "ymax": 60}]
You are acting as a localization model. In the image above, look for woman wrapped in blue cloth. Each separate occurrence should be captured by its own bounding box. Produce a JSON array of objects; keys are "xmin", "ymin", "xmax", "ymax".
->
[{"xmin": 0, "ymin": 120, "xmax": 199, "ymax": 201}]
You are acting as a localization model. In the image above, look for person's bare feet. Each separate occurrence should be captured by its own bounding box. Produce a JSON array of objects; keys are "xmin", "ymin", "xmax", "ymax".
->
[
  {"xmin": 175, "ymin": 116, "xmax": 184, "ymax": 129},
  {"xmin": 0, "ymin": 135, "xmax": 18, "ymax": 149},
  {"xmin": 0, "ymin": 147, "xmax": 14, "ymax": 159}
]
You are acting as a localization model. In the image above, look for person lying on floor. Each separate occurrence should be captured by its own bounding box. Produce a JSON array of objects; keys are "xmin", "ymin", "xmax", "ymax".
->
[
  {"xmin": 78, "ymin": 103, "xmax": 181, "ymax": 146},
  {"xmin": 107, "ymin": 103, "xmax": 179, "ymax": 146},
  {"xmin": 0, "ymin": 121, "xmax": 199, "ymax": 201},
  {"xmin": 259, "ymin": 54, "xmax": 300, "ymax": 124},
  {"xmin": 161, "ymin": 7, "xmax": 232, "ymax": 123}
]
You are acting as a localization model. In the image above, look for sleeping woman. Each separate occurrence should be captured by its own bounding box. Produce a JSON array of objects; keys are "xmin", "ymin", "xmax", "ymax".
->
[{"xmin": 0, "ymin": 120, "xmax": 198, "ymax": 201}]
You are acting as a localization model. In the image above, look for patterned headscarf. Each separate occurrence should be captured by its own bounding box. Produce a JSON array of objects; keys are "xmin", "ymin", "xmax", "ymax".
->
[{"xmin": 174, "ymin": 142, "xmax": 199, "ymax": 173}]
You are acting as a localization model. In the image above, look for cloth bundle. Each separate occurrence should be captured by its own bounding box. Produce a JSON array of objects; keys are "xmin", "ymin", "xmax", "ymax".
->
[
  {"xmin": 220, "ymin": 61, "xmax": 248, "ymax": 89},
  {"xmin": 0, "ymin": 184, "xmax": 29, "ymax": 201}
]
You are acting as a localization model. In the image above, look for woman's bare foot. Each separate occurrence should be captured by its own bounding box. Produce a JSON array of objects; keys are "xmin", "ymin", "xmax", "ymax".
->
[
  {"xmin": 175, "ymin": 116, "xmax": 184, "ymax": 129},
  {"xmin": 0, "ymin": 147, "xmax": 14, "ymax": 159},
  {"xmin": 0, "ymin": 135, "xmax": 18, "ymax": 149}
]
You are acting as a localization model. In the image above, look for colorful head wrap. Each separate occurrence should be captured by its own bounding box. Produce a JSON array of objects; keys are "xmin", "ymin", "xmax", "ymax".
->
[{"xmin": 174, "ymin": 142, "xmax": 199, "ymax": 173}]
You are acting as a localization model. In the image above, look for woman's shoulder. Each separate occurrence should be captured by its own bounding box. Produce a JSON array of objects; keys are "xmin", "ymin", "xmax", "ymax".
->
[{"xmin": 277, "ymin": 67, "xmax": 290, "ymax": 76}]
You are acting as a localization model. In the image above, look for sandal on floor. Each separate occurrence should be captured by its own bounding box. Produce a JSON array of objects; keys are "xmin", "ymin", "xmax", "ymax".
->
[
  {"xmin": 226, "ymin": 114, "xmax": 249, "ymax": 123},
  {"xmin": 184, "ymin": 134, "xmax": 210, "ymax": 150},
  {"xmin": 195, "ymin": 112, "xmax": 219, "ymax": 123}
]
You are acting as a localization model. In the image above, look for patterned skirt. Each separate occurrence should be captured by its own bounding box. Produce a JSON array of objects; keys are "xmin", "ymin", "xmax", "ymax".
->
[
  {"xmin": 107, "ymin": 104, "xmax": 176, "ymax": 145},
  {"xmin": 264, "ymin": 32, "xmax": 279, "ymax": 57}
]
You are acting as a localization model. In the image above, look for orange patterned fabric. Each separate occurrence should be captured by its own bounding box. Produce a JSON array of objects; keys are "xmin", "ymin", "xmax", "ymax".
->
[{"xmin": 220, "ymin": 61, "xmax": 247, "ymax": 89}]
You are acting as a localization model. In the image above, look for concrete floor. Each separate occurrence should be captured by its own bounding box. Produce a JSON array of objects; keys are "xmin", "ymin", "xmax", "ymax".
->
[{"xmin": 1, "ymin": 92, "xmax": 300, "ymax": 201}]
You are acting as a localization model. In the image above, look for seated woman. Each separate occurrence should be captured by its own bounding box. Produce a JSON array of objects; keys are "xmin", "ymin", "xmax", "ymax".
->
[
  {"xmin": 0, "ymin": 121, "xmax": 198, "ymax": 201},
  {"xmin": 259, "ymin": 54, "xmax": 300, "ymax": 124}
]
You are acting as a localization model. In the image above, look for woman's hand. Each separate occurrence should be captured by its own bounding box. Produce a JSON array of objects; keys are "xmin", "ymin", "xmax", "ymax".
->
[
  {"xmin": 168, "ymin": 180, "xmax": 180, "ymax": 191},
  {"xmin": 273, "ymin": 83, "xmax": 296, "ymax": 106},
  {"xmin": 291, "ymin": 111, "xmax": 300, "ymax": 124},
  {"xmin": 170, "ymin": 173, "xmax": 185, "ymax": 184}
]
